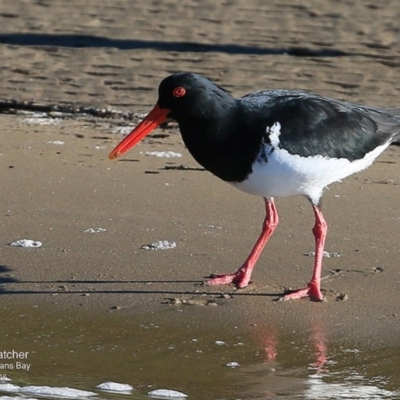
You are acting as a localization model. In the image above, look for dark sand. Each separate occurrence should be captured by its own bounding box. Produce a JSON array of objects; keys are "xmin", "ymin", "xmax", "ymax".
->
[{"xmin": 0, "ymin": 1, "xmax": 400, "ymax": 396}]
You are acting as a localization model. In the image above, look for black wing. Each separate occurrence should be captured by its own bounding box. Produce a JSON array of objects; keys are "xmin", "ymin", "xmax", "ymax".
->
[{"xmin": 244, "ymin": 91, "xmax": 400, "ymax": 161}]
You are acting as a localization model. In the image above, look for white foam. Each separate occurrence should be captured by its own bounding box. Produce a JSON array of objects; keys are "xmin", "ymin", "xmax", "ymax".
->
[
  {"xmin": 47, "ymin": 141, "xmax": 65, "ymax": 145},
  {"xmin": 142, "ymin": 151, "xmax": 182, "ymax": 158},
  {"xmin": 96, "ymin": 382, "xmax": 133, "ymax": 393},
  {"xmin": 226, "ymin": 361, "xmax": 240, "ymax": 368},
  {"xmin": 20, "ymin": 386, "xmax": 96, "ymax": 398},
  {"xmin": 83, "ymin": 228, "xmax": 106, "ymax": 234},
  {"xmin": 22, "ymin": 117, "xmax": 61, "ymax": 125},
  {"xmin": 0, "ymin": 384, "xmax": 96, "ymax": 399},
  {"xmin": 148, "ymin": 389, "xmax": 187, "ymax": 399},
  {"xmin": 141, "ymin": 240, "xmax": 177, "ymax": 250},
  {"xmin": 303, "ymin": 251, "xmax": 341, "ymax": 258},
  {"xmin": 9, "ymin": 239, "xmax": 42, "ymax": 248},
  {"xmin": 111, "ymin": 117, "xmax": 147, "ymax": 136},
  {"xmin": 0, "ymin": 384, "xmax": 20, "ymax": 393},
  {"xmin": 305, "ymin": 373, "xmax": 397, "ymax": 399},
  {"xmin": 112, "ymin": 126, "xmax": 133, "ymax": 135}
]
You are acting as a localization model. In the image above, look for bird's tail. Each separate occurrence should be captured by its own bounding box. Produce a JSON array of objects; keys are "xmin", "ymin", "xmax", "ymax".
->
[
  {"xmin": 387, "ymin": 109, "xmax": 400, "ymax": 143},
  {"xmin": 373, "ymin": 107, "xmax": 400, "ymax": 144}
]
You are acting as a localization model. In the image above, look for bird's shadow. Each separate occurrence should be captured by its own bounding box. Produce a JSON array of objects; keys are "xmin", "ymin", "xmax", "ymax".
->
[
  {"xmin": 0, "ymin": 264, "xmax": 18, "ymax": 285},
  {"xmin": 0, "ymin": 272, "xmax": 279, "ymax": 298}
]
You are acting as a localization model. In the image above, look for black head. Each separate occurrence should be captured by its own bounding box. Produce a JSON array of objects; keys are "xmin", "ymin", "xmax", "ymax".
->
[
  {"xmin": 108, "ymin": 72, "xmax": 235, "ymax": 163},
  {"xmin": 157, "ymin": 72, "xmax": 232, "ymax": 121}
]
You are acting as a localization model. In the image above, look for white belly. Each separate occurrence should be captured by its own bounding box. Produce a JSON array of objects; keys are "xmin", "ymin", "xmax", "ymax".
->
[{"xmin": 231, "ymin": 141, "xmax": 389, "ymax": 204}]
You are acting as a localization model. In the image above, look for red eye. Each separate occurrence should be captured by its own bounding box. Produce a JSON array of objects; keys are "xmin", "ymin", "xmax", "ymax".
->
[{"xmin": 172, "ymin": 86, "xmax": 186, "ymax": 98}]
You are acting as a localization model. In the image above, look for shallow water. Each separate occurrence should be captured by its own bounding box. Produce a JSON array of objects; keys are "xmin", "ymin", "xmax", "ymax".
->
[{"xmin": 0, "ymin": 305, "xmax": 399, "ymax": 400}]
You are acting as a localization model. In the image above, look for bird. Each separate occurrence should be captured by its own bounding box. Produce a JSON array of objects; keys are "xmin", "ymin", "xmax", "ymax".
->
[{"xmin": 109, "ymin": 72, "xmax": 400, "ymax": 301}]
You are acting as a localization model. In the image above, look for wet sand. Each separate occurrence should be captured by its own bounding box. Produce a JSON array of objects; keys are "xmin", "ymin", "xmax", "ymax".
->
[
  {"xmin": 0, "ymin": 0, "xmax": 400, "ymax": 398},
  {"xmin": 0, "ymin": 112, "xmax": 399, "ymax": 338}
]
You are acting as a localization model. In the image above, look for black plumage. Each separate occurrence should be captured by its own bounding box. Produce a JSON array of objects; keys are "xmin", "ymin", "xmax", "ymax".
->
[{"xmin": 158, "ymin": 73, "xmax": 400, "ymax": 183}]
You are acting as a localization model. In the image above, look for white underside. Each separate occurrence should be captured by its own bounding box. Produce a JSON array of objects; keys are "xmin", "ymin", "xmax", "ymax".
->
[{"xmin": 231, "ymin": 141, "xmax": 390, "ymax": 204}]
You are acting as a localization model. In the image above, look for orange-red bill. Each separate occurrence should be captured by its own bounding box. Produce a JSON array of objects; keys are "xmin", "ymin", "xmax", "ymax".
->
[{"xmin": 109, "ymin": 104, "xmax": 170, "ymax": 160}]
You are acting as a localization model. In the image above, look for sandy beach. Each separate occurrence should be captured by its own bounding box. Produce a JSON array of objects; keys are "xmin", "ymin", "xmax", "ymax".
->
[{"xmin": 0, "ymin": 1, "xmax": 400, "ymax": 398}]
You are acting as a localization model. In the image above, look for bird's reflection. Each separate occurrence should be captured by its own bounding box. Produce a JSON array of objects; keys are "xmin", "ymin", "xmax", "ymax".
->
[{"xmin": 245, "ymin": 317, "xmax": 397, "ymax": 399}]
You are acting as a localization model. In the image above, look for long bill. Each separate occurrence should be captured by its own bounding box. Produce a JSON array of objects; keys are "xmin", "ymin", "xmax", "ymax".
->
[{"xmin": 108, "ymin": 104, "xmax": 170, "ymax": 160}]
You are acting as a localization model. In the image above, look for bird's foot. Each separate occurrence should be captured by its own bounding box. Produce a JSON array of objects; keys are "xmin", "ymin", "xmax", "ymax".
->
[
  {"xmin": 206, "ymin": 269, "xmax": 250, "ymax": 289},
  {"xmin": 281, "ymin": 282, "xmax": 324, "ymax": 302}
]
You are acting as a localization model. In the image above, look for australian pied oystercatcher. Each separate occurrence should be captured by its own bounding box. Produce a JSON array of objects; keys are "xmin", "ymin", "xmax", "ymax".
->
[{"xmin": 109, "ymin": 72, "xmax": 400, "ymax": 301}]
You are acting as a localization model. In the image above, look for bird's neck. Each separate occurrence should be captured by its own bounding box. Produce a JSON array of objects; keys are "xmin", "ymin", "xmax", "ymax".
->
[{"xmin": 177, "ymin": 100, "xmax": 264, "ymax": 182}]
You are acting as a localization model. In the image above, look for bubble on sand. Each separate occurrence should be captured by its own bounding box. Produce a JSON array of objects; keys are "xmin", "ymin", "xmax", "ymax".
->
[
  {"xmin": 22, "ymin": 116, "xmax": 61, "ymax": 125},
  {"xmin": 226, "ymin": 361, "xmax": 240, "ymax": 368},
  {"xmin": 303, "ymin": 251, "xmax": 341, "ymax": 258},
  {"xmin": 142, "ymin": 151, "xmax": 182, "ymax": 158},
  {"xmin": 0, "ymin": 384, "xmax": 96, "ymax": 399},
  {"xmin": 83, "ymin": 228, "xmax": 106, "ymax": 233},
  {"xmin": 0, "ymin": 383, "xmax": 20, "ymax": 393},
  {"xmin": 9, "ymin": 239, "xmax": 42, "ymax": 248},
  {"xmin": 96, "ymin": 382, "xmax": 133, "ymax": 393},
  {"xmin": 141, "ymin": 240, "xmax": 177, "ymax": 250},
  {"xmin": 47, "ymin": 140, "xmax": 65, "ymax": 145},
  {"xmin": 20, "ymin": 386, "xmax": 96, "ymax": 398},
  {"xmin": 148, "ymin": 388, "xmax": 187, "ymax": 399},
  {"xmin": 0, "ymin": 396, "xmax": 38, "ymax": 400},
  {"xmin": 112, "ymin": 126, "xmax": 134, "ymax": 135}
]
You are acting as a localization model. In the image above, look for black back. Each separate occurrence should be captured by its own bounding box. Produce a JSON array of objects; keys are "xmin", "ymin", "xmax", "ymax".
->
[
  {"xmin": 156, "ymin": 73, "xmax": 400, "ymax": 183},
  {"xmin": 243, "ymin": 90, "xmax": 400, "ymax": 161}
]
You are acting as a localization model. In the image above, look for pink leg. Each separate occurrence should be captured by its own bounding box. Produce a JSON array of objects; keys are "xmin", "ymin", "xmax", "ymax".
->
[
  {"xmin": 207, "ymin": 197, "xmax": 279, "ymax": 288},
  {"xmin": 282, "ymin": 204, "xmax": 326, "ymax": 301}
]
